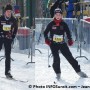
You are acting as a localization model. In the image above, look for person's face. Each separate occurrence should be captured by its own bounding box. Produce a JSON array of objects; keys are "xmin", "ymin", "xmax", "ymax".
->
[
  {"xmin": 5, "ymin": 10, "xmax": 12, "ymax": 17},
  {"xmin": 54, "ymin": 13, "xmax": 62, "ymax": 20}
]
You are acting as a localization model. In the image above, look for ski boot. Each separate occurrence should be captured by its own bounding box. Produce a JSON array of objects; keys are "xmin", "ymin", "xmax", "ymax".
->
[
  {"xmin": 56, "ymin": 73, "xmax": 61, "ymax": 81},
  {"xmin": 77, "ymin": 71, "xmax": 88, "ymax": 78},
  {"xmin": 5, "ymin": 72, "xmax": 13, "ymax": 79}
]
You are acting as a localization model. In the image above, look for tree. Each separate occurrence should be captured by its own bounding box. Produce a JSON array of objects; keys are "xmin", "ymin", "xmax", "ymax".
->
[{"xmin": 35, "ymin": 0, "xmax": 43, "ymax": 18}]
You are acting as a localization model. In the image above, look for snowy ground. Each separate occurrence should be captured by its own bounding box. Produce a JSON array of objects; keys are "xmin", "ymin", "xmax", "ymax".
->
[
  {"xmin": 0, "ymin": 50, "xmax": 35, "ymax": 90},
  {"xmin": 35, "ymin": 44, "xmax": 90, "ymax": 90},
  {"xmin": 0, "ymin": 43, "xmax": 90, "ymax": 90}
]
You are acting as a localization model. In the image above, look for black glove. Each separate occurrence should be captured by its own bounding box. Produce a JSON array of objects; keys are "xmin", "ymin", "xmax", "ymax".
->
[{"xmin": 0, "ymin": 32, "xmax": 4, "ymax": 38}]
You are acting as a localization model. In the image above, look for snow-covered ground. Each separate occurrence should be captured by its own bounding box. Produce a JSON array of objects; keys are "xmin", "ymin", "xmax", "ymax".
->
[
  {"xmin": 35, "ymin": 44, "xmax": 90, "ymax": 90},
  {"xmin": 0, "ymin": 43, "xmax": 90, "ymax": 90},
  {"xmin": 0, "ymin": 50, "xmax": 35, "ymax": 90}
]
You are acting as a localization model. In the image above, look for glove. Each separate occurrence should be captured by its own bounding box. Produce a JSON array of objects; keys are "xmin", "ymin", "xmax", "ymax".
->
[
  {"xmin": 6, "ymin": 32, "xmax": 12, "ymax": 39},
  {"xmin": 45, "ymin": 39, "xmax": 51, "ymax": 46},
  {"xmin": 68, "ymin": 39, "xmax": 74, "ymax": 46}
]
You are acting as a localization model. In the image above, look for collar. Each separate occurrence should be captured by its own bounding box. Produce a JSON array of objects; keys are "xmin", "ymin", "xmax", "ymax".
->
[
  {"xmin": 4, "ymin": 14, "xmax": 11, "ymax": 20},
  {"xmin": 53, "ymin": 18, "xmax": 62, "ymax": 26}
]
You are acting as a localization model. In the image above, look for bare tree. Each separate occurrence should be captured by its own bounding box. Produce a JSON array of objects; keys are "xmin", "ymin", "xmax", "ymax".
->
[{"xmin": 35, "ymin": 0, "xmax": 43, "ymax": 18}]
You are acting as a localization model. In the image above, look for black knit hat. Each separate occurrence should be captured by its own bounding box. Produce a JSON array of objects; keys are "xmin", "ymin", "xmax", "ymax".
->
[
  {"xmin": 54, "ymin": 8, "xmax": 62, "ymax": 14},
  {"xmin": 5, "ymin": 4, "xmax": 12, "ymax": 11}
]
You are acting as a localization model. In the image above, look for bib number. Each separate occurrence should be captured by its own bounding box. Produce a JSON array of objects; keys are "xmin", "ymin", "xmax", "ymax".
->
[
  {"xmin": 3, "ymin": 25, "xmax": 11, "ymax": 31},
  {"xmin": 53, "ymin": 35, "xmax": 63, "ymax": 43}
]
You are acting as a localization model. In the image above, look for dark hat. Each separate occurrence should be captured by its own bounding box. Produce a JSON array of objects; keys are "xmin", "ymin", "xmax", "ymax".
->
[
  {"xmin": 54, "ymin": 8, "xmax": 62, "ymax": 14},
  {"xmin": 5, "ymin": 4, "xmax": 12, "ymax": 11}
]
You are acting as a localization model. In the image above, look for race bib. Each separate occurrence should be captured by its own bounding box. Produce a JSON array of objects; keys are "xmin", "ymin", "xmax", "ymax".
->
[
  {"xmin": 53, "ymin": 35, "xmax": 63, "ymax": 43},
  {"xmin": 3, "ymin": 25, "xmax": 11, "ymax": 31}
]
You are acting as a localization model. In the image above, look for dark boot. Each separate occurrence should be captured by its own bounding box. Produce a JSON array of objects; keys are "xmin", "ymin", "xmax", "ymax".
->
[
  {"xmin": 5, "ymin": 71, "xmax": 13, "ymax": 79},
  {"xmin": 77, "ymin": 71, "xmax": 88, "ymax": 78}
]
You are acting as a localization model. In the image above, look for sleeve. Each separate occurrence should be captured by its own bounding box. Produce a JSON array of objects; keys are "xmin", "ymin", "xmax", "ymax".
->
[
  {"xmin": 12, "ymin": 18, "xmax": 18, "ymax": 39},
  {"xmin": 0, "ymin": 17, "xmax": 1, "ymax": 32},
  {"xmin": 0, "ymin": 17, "xmax": 3, "ymax": 36},
  {"xmin": 64, "ymin": 22, "xmax": 72, "ymax": 40},
  {"xmin": 44, "ymin": 23, "xmax": 51, "ymax": 40}
]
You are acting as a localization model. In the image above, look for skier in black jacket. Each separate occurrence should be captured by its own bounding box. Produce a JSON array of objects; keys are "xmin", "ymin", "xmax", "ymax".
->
[
  {"xmin": 0, "ymin": 4, "xmax": 18, "ymax": 78},
  {"xmin": 44, "ymin": 8, "xmax": 88, "ymax": 80}
]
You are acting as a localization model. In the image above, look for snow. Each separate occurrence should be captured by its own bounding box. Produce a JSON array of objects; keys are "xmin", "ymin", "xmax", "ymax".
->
[
  {"xmin": 35, "ymin": 44, "xmax": 90, "ymax": 90},
  {"xmin": 0, "ymin": 43, "xmax": 90, "ymax": 90},
  {"xmin": 0, "ymin": 50, "xmax": 35, "ymax": 90}
]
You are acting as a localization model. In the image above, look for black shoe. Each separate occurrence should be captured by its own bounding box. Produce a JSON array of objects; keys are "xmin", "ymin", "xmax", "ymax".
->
[{"xmin": 5, "ymin": 73, "xmax": 13, "ymax": 79}]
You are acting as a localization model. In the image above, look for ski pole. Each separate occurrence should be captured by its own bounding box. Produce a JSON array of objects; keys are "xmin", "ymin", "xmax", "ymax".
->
[{"xmin": 48, "ymin": 47, "xmax": 51, "ymax": 68}]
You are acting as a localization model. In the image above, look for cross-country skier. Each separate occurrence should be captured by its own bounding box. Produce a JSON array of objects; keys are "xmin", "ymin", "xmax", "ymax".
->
[
  {"xmin": 44, "ymin": 8, "xmax": 88, "ymax": 81},
  {"xmin": 0, "ymin": 4, "xmax": 18, "ymax": 78}
]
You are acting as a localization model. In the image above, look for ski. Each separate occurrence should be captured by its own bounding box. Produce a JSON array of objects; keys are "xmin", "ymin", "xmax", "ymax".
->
[
  {"xmin": 54, "ymin": 77, "xmax": 90, "ymax": 84},
  {"xmin": 10, "ymin": 78, "xmax": 28, "ymax": 83},
  {"xmin": 0, "ymin": 76, "xmax": 28, "ymax": 83}
]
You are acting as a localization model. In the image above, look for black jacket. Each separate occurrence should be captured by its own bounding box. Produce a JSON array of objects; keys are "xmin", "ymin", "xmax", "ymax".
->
[
  {"xmin": 44, "ymin": 20, "xmax": 72, "ymax": 44},
  {"xmin": 0, "ymin": 15, "xmax": 18, "ymax": 39}
]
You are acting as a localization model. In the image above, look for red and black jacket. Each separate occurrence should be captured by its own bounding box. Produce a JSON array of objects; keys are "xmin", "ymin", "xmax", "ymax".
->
[{"xmin": 44, "ymin": 19, "xmax": 72, "ymax": 44}]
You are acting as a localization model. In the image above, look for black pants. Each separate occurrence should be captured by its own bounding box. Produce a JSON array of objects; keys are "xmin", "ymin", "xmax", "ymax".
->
[
  {"xmin": 0, "ymin": 38, "xmax": 12, "ymax": 75},
  {"xmin": 50, "ymin": 43, "xmax": 81, "ymax": 74}
]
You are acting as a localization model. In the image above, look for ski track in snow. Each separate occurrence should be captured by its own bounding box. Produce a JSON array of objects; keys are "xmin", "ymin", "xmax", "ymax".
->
[
  {"xmin": 0, "ymin": 43, "xmax": 90, "ymax": 90},
  {"xmin": 0, "ymin": 50, "xmax": 35, "ymax": 90},
  {"xmin": 35, "ymin": 44, "xmax": 90, "ymax": 90}
]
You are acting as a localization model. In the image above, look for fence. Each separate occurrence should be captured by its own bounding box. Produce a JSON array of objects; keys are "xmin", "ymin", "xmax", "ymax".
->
[
  {"xmin": 12, "ymin": 26, "xmax": 35, "ymax": 56},
  {"xmin": 0, "ymin": 26, "xmax": 35, "ymax": 63},
  {"xmin": 79, "ymin": 19, "xmax": 90, "ymax": 53}
]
